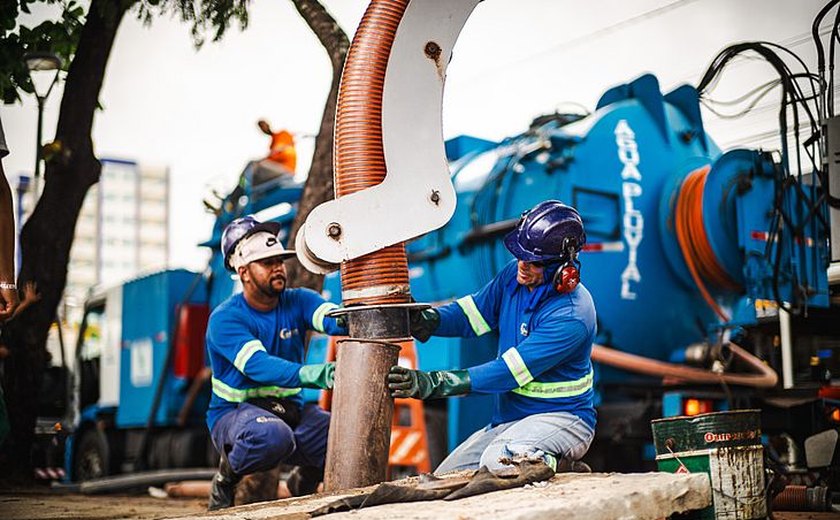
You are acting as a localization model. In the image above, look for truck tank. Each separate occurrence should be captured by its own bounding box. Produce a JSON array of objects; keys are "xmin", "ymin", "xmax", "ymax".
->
[{"xmin": 404, "ymin": 73, "xmax": 831, "ymax": 387}]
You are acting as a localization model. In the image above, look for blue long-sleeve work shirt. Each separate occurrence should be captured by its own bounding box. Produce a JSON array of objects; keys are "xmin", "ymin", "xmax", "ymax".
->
[
  {"xmin": 205, "ymin": 289, "xmax": 345, "ymax": 431},
  {"xmin": 435, "ymin": 260, "xmax": 597, "ymax": 428}
]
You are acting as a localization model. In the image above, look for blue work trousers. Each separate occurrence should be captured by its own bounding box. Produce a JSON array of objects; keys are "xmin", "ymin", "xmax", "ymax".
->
[
  {"xmin": 210, "ymin": 402, "xmax": 330, "ymax": 476},
  {"xmin": 435, "ymin": 411, "xmax": 594, "ymax": 474}
]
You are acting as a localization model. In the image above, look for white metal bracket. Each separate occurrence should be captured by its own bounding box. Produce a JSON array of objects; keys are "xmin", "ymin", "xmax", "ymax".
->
[{"xmin": 297, "ymin": 0, "xmax": 481, "ymax": 272}]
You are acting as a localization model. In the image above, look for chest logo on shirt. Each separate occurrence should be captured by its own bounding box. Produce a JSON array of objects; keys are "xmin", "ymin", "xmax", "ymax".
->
[
  {"xmin": 520, "ymin": 323, "xmax": 529, "ymax": 337},
  {"xmin": 279, "ymin": 328, "xmax": 299, "ymax": 340}
]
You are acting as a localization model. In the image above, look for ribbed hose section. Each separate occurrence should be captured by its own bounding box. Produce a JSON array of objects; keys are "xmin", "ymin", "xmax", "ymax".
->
[
  {"xmin": 335, "ymin": 0, "xmax": 411, "ymax": 306},
  {"xmin": 675, "ymin": 165, "xmax": 741, "ymax": 322},
  {"xmin": 772, "ymin": 485, "xmax": 831, "ymax": 511}
]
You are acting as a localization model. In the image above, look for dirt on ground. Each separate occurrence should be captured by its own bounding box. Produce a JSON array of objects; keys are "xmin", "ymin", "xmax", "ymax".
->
[
  {"xmin": 1, "ymin": 486, "xmax": 838, "ymax": 520},
  {"xmin": 0, "ymin": 489, "xmax": 208, "ymax": 520}
]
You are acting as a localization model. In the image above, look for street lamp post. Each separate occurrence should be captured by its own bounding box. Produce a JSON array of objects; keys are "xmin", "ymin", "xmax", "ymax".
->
[{"xmin": 23, "ymin": 51, "xmax": 62, "ymax": 199}]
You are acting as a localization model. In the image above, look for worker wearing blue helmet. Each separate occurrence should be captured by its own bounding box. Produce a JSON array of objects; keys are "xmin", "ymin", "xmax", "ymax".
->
[
  {"xmin": 389, "ymin": 200, "xmax": 596, "ymax": 474},
  {"xmin": 206, "ymin": 216, "xmax": 346, "ymax": 510}
]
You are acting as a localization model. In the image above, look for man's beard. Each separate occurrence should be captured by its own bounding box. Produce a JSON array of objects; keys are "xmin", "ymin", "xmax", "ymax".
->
[{"xmin": 256, "ymin": 274, "xmax": 286, "ymax": 298}]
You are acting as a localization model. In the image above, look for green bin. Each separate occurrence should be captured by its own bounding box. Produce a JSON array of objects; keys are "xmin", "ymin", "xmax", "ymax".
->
[{"xmin": 651, "ymin": 410, "xmax": 766, "ymax": 520}]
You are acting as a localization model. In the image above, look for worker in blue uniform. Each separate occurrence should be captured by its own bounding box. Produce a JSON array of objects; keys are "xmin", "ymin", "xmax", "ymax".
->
[
  {"xmin": 388, "ymin": 200, "xmax": 596, "ymax": 474},
  {"xmin": 206, "ymin": 216, "xmax": 346, "ymax": 510}
]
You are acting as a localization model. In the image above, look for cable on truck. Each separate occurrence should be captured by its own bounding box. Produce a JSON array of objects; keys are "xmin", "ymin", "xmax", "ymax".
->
[{"xmin": 694, "ymin": 8, "xmax": 840, "ymax": 313}]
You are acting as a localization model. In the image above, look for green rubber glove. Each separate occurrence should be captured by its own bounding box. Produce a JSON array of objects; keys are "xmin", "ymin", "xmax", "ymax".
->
[
  {"xmin": 387, "ymin": 365, "xmax": 471, "ymax": 400},
  {"xmin": 298, "ymin": 363, "xmax": 335, "ymax": 390},
  {"xmin": 410, "ymin": 308, "xmax": 440, "ymax": 343}
]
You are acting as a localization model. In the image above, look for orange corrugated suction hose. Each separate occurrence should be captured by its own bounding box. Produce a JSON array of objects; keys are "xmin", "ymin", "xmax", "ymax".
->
[
  {"xmin": 674, "ymin": 165, "xmax": 741, "ymax": 322},
  {"xmin": 335, "ymin": 0, "xmax": 411, "ymax": 306}
]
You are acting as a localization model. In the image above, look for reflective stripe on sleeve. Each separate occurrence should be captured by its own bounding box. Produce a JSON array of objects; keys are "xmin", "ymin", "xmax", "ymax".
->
[
  {"xmin": 501, "ymin": 347, "xmax": 533, "ymax": 387},
  {"xmin": 312, "ymin": 302, "xmax": 339, "ymax": 333},
  {"xmin": 511, "ymin": 369, "xmax": 594, "ymax": 399},
  {"xmin": 211, "ymin": 377, "xmax": 302, "ymax": 403},
  {"xmin": 455, "ymin": 296, "xmax": 491, "ymax": 336},
  {"xmin": 233, "ymin": 340, "xmax": 267, "ymax": 373}
]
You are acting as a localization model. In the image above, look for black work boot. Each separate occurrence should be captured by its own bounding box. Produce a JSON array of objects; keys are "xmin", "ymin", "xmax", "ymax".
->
[
  {"xmin": 208, "ymin": 454, "xmax": 241, "ymax": 511},
  {"xmin": 286, "ymin": 465, "xmax": 324, "ymax": 496},
  {"xmin": 555, "ymin": 458, "xmax": 592, "ymax": 473}
]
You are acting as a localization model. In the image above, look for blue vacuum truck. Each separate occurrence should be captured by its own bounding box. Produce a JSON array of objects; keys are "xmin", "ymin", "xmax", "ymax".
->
[
  {"xmin": 400, "ymin": 73, "xmax": 839, "ymax": 483},
  {"xmin": 34, "ymin": 22, "xmax": 840, "ymax": 503}
]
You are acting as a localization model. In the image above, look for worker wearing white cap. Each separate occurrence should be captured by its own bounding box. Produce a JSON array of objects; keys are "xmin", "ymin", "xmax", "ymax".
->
[{"xmin": 206, "ymin": 216, "xmax": 346, "ymax": 510}]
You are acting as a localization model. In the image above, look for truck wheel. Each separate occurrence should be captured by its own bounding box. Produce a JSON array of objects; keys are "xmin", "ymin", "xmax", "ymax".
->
[
  {"xmin": 206, "ymin": 436, "xmax": 220, "ymax": 467},
  {"xmin": 74, "ymin": 429, "xmax": 110, "ymax": 481},
  {"xmin": 170, "ymin": 430, "xmax": 206, "ymax": 468}
]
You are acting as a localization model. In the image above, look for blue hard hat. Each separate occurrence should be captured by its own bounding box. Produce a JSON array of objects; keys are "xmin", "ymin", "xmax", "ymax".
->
[
  {"xmin": 221, "ymin": 216, "xmax": 282, "ymax": 271},
  {"xmin": 504, "ymin": 200, "xmax": 586, "ymax": 263}
]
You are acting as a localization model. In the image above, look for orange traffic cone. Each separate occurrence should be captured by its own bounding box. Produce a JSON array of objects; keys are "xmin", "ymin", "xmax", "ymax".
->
[
  {"xmin": 389, "ymin": 340, "xmax": 431, "ymax": 475},
  {"xmin": 317, "ymin": 336, "xmax": 337, "ymax": 412}
]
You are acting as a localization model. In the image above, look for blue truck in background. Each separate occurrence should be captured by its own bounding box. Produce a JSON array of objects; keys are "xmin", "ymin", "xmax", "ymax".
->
[
  {"xmin": 66, "ymin": 271, "xmax": 211, "ymax": 481},
  {"xmin": 34, "ymin": 73, "xmax": 840, "ymax": 493}
]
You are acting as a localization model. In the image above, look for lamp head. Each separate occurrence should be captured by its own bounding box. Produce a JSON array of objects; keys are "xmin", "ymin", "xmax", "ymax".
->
[{"xmin": 23, "ymin": 52, "xmax": 62, "ymax": 98}]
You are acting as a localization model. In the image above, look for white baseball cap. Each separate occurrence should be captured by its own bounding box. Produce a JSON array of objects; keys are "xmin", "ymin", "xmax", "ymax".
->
[{"xmin": 230, "ymin": 230, "xmax": 296, "ymax": 271}]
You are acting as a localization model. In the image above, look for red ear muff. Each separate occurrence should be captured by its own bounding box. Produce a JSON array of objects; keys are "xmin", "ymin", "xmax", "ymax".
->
[
  {"xmin": 553, "ymin": 264, "xmax": 579, "ymax": 293},
  {"xmin": 553, "ymin": 239, "xmax": 581, "ymax": 293}
]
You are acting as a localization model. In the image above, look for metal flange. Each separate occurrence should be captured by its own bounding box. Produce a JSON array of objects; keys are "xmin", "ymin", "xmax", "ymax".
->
[{"xmin": 328, "ymin": 302, "xmax": 431, "ymax": 340}]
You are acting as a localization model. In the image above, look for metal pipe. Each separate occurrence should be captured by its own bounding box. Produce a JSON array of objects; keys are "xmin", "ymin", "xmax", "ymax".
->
[
  {"xmin": 323, "ymin": 339, "xmax": 401, "ymax": 491},
  {"xmin": 779, "ymin": 306, "xmax": 794, "ymax": 389},
  {"xmin": 323, "ymin": 0, "xmax": 412, "ymax": 492},
  {"xmin": 33, "ymin": 96, "xmax": 44, "ymax": 197},
  {"xmin": 324, "ymin": 0, "xmax": 479, "ymax": 489},
  {"xmin": 592, "ymin": 341, "xmax": 778, "ymax": 388},
  {"xmin": 30, "ymin": 67, "xmax": 59, "ymax": 199}
]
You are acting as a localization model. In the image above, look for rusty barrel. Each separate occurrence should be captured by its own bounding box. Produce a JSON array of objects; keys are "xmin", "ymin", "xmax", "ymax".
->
[{"xmin": 651, "ymin": 410, "xmax": 766, "ymax": 520}]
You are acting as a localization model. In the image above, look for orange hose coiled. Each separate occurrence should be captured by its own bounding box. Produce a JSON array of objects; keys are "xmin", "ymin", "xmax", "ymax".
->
[
  {"xmin": 335, "ymin": 0, "xmax": 411, "ymax": 306},
  {"xmin": 674, "ymin": 166, "xmax": 741, "ymax": 322}
]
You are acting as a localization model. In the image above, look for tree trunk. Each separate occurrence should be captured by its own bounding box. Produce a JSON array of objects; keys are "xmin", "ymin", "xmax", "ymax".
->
[
  {"xmin": 285, "ymin": 0, "xmax": 349, "ymax": 292},
  {"xmin": 0, "ymin": 0, "xmax": 134, "ymax": 481},
  {"xmin": 233, "ymin": 1, "xmax": 348, "ymax": 502}
]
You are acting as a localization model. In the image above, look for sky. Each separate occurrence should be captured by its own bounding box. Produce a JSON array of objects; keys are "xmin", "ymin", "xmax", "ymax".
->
[{"xmin": 1, "ymin": 0, "xmax": 833, "ymax": 273}]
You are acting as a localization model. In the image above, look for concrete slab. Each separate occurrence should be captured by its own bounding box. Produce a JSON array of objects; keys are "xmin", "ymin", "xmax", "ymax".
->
[{"xmin": 166, "ymin": 472, "xmax": 711, "ymax": 520}]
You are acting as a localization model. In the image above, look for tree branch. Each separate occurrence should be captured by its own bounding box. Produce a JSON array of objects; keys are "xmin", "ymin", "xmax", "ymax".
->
[{"xmin": 285, "ymin": 0, "xmax": 348, "ymax": 291}]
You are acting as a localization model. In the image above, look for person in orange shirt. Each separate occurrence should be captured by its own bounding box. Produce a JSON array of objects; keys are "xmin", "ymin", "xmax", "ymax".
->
[{"xmin": 257, "ymin": 120, "xmax": 296, "ymax": 175}]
